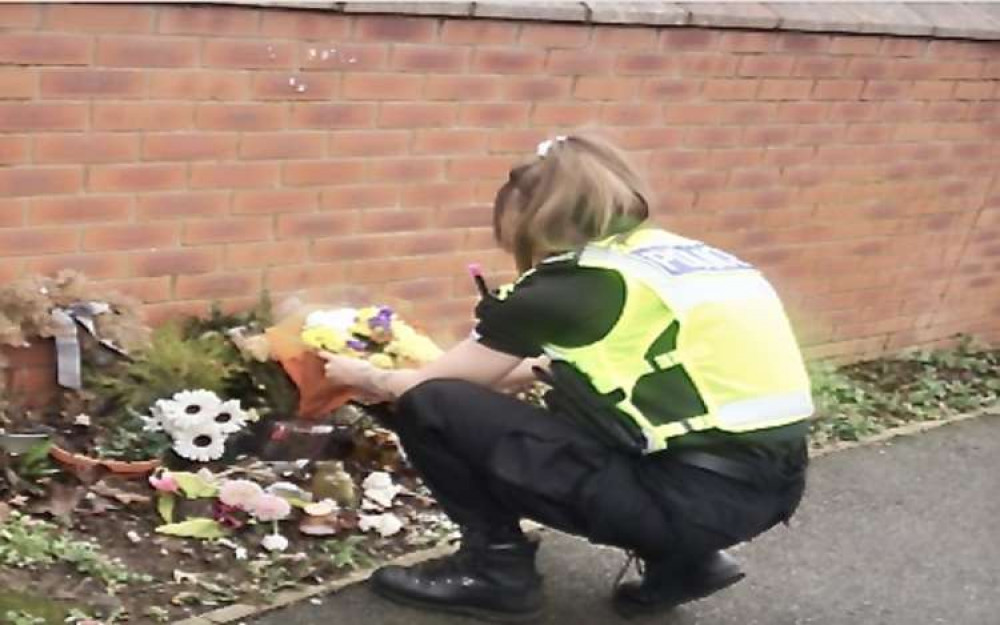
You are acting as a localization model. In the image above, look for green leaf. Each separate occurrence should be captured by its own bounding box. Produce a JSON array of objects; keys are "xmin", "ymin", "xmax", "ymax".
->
[
  {"xmin": 286, "ymin": 497, "xmax": 311, "ymax": 509},
  {"xmin": 157, "ymin": 493, "xmax": 176, "ymax": 524},
  {"xmin": 171, "ymin": 473, "xmax": 219, "ymax": 499},
  {"xmin": 156, "ymin": 518, "xmax": 227, "ymax": 540}
]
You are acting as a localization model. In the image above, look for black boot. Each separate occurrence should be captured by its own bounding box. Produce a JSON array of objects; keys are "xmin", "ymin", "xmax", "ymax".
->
[
  {"xmin": 612, "ymin": 550, "xmax": 745, "ymax": 619},
  {"xmin": 370, "ymin": 532, "xmax": 543, "ymax": 622}
]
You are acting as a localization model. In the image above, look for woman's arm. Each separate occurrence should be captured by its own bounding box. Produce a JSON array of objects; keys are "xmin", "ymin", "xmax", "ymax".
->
[
  {"xmin": 496, "ymin": 356, "xmax": 550, "ymax": 390},
  {"xmin": 320, "ymin": 337, "xmax": 523, "ymax": 403}
]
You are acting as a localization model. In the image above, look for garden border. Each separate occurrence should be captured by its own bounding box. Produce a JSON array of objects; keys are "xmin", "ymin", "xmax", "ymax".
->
[{"xmin": 176, "ymin": 404, "xmax": 1000, "ymax": 625}]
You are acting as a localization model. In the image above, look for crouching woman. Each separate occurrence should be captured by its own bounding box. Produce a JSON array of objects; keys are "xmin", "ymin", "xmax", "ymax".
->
[{"xmin": 321, "ymin": 135, "xmax": 812, "ymax": 621}]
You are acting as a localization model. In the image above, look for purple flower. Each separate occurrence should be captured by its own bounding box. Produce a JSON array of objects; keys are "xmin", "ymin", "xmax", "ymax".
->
[
  {"xmin": 369, "ymin": 307, "xmax": 394, "ymax": 332},
  {"xmin": 347, "ymin": 338, "xmax": 368, "ymax": 351}
]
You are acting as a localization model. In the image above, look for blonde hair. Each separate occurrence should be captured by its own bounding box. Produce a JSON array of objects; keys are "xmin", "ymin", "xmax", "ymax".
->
[{"xmin": 493, "ymin": 134, "xmax": 650, "ymax": 273}]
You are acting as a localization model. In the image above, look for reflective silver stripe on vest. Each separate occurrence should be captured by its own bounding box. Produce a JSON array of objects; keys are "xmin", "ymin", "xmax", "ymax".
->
[
  {"xmin": 578, "ymin": 246, "xmax": 778, "ymax": 313},
  {"xmin": 715, "ymin": 392, "xmax": 815, "ymax": 427}
]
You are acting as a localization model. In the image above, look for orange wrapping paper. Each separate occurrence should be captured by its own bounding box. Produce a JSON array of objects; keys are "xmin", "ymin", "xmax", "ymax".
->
[{"xmin": 264, "ymin": 311, "xmax": 356, "ymax": 420}]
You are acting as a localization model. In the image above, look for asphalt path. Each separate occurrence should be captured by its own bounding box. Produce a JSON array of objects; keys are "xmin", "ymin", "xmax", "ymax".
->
[{"xmin": 252, "ymin": 415, "xmax": 1000, "ymax": 625}]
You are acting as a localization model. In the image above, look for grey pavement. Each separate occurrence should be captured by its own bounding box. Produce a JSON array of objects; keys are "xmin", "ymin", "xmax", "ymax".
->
[{"xmin": 252, "ymin": 415, "xmax": 1000, "ymax": 625}]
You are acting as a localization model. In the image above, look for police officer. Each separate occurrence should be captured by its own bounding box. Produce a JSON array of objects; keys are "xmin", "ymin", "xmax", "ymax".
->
[{"xmin": 321, "ymin": 134, "xmax": 812, "ymax": 621}]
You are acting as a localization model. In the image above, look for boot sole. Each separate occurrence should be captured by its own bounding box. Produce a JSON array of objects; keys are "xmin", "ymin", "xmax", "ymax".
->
[
  {"xmin": 612, "ymin": 570, "xmax": 746, "ymax": 620},
  {"xmin": 370, "ymin": 582, "xmax": 543, "ymax": 623}
]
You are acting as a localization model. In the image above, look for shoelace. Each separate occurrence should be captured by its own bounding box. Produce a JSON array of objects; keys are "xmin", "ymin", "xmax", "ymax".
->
[{"xmin": 613, "ymin": 550, "xmax": 646, "ymax": 588}]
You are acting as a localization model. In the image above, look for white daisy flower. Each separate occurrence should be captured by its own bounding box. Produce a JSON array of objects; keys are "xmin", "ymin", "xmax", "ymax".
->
[
  {"xmin": 211, "ymin": 399, "xmax": 248, "ymax": 435},
  {"xmin": 149, "ymin": 399, "xmax": 178, "ymax": 428},
  {"xmin": 171, "ymin": 421, "xmax": 227, "ymax": 463},
  {"xmin": 359, "ymin": 513, "xmax": 404, "ymax": 538},
  {"xmin": 162, "ymin": 390, "xmax": 223, "ymax": 434}
]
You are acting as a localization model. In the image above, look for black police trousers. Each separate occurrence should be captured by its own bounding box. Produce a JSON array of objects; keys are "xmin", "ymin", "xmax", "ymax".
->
[{"xmin": 380, "ymin": 379, "xmax": 808, "ymax": 563}]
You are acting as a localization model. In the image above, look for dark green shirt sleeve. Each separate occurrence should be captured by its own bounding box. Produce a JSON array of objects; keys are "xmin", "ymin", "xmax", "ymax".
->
[{"xmin": 473, "ymin": 263, "xmax": 626, "ymax": 359}]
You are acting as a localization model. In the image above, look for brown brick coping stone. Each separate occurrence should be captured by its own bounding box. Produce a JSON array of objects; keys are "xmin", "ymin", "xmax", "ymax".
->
[{"xmin": 203, "ymin": 1, "xmax": 1000, "ymax": 41}]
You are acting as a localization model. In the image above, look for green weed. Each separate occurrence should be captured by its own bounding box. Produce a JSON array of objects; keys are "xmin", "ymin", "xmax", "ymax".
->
[
  {"xmin": 0, "ymin": 512, "xmax": 151, "ymax": 594},
  {"xmin": 809, "ymin": 337, "xmax": 999, "ymax": 447}
]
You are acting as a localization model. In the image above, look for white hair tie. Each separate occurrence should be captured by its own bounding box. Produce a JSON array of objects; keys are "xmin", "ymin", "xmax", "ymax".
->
[{"xmin": 537, "ymin": 135, "xmax": 567, "ymax": 158}]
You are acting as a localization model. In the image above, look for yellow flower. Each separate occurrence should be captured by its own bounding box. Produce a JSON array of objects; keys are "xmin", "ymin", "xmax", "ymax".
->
[
  {"xmin": 350, "ymin": 306, "xmax": 380, "ymax": 338},
  {"xmin": 386, "ymin": 320, "xmax": 442, "ymax": 365},
  {"xmin": 301, "ymin": 326, "xmax": 347, "ymax": 352},
  {"xmin": 368, "ymin": 353, "xmax": 395, "ymax": 369}
]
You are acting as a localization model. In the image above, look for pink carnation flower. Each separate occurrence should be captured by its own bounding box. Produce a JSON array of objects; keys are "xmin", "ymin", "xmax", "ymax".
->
[
  {"xmin": 218, "ymin": 479, "xmax": 264, "ymax": 511},
  {"xmin": 148, "ymin": 472, "xmax": 179, "ymax": 493},
  {"xmin": 251, "ymin": 493, "xmax": 292, "ymax": 522}
]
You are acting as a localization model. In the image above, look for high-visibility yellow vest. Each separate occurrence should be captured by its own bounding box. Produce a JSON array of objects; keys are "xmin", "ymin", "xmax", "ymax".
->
[{"xmin": 542, "ymin": 228, "xmax": 813, "ymax": 453}]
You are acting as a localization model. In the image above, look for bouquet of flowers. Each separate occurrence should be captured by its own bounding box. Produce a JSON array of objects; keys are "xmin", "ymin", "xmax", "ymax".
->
[
  {"xmin": 233, "ymin": 303, "xmax": 442, "ymax": 419},
  {"xmin": 299, "ymin": 306, "xmax": 442, "ymax": 369}
]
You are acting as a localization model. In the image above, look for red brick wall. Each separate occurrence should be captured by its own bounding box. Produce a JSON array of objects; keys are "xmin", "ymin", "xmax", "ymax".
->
[{"xmin": 1, "ymin": 3, "xmax": 998, "ymax": 361}]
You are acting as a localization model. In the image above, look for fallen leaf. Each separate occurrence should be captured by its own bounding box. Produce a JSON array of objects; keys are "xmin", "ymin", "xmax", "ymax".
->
[
  {"xmin": 157, "ymin": 492, "xmax": 176, "ymax": 524},
  {"xmin": 172, "ymin": 472, "xmax": 219, "ymax": 499},
  {"xmin": 31, "ymin": 482, "xmax": 83, "ymax": 524},
  {"xmin": 92, "ymin": 481, "xmax": 151, "ymax": 506},
  {"xmin": 156, "ymin": 518, "xmax": 228, "ymax": 539},
  {"xmin": 84, "ymin": 494, "xmax": 118, "ymax": 515},
  {"xmin": 66, "ymin": 462, "xmax": 110, "ymax": 486},
  {"xmin": 170, "ymin": 591, "xmax": 203, "ymax": 606}
]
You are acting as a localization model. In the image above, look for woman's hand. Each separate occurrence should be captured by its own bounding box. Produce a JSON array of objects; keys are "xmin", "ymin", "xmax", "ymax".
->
[
  {"xmin": 317, "ymin": 338, "xmax": 523, "ymax": 404},
  {"xmin": 318, "ymin": 351, "xmax": 392, "ymax": 404}
]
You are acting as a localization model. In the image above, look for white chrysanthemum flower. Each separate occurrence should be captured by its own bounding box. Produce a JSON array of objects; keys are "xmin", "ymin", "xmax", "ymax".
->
[
  {"xmin": 304, "ymin": 308, "xmax": 358, "ymax": 333},
  {"xmin": 159, "ymin": 390, "xmax": 222, "ymax": 434},
  {"xmin": 362, "ymin": 471, "xmax": 401, "ymax": 509},
  {"xmin": 211, "ymin": 399, "xmax": 248, "ymax": 435},
  {"xmin": 261, "ymin": 533, "xmax": 289, "ymax": 552},
  {"xmin": 171, "ymin": 421, "xmax": 227, "ymax": 463},
  {"xmin": 359, "ymin": 513, "xmax": 404, "ymax": 538}
]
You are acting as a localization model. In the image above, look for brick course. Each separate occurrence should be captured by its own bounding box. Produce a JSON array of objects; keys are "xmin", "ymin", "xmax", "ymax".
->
[{"xmin": 1, "ymin": 4, "xmax": 999, "ymax": 363}]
